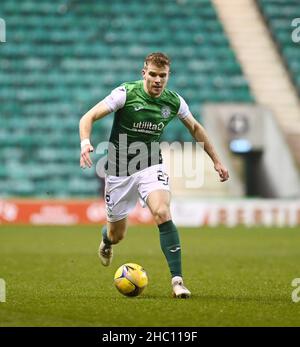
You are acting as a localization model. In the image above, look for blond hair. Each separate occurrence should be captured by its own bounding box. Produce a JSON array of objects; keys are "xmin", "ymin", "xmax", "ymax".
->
[{"xmin": 144, "ymin": 52, "xmax": 170, "ymax": 69}]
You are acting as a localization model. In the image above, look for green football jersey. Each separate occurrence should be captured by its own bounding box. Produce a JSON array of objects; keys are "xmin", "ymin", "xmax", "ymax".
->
[{"xmin": 104, "ymin": 80, "xmax": 187, "ymax": 176}]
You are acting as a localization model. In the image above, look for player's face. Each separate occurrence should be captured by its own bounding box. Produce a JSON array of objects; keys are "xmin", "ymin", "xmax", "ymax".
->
[{"xmin": 142, "ymin": 63, "xmax": 170, "ymax": 97}]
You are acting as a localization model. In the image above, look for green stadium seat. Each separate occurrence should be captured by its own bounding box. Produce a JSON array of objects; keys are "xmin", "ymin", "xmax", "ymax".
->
[
  {"xmin": 10, "ymin": 180, "xmax": 35, "ymax": 197},
  {"xmin": 258, "ymin": 0, "xmax": 300, "ymax": 93},
  {"xmin": 1, "ymin": 0, "xmax": 252, "ymax": 197}
]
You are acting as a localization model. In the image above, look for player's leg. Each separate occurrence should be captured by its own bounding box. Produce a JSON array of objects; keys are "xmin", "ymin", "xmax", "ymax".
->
[
  {"xmin": 146, "ymin": 190, "xmax": 191, "ymax": 298},
  {"xmin": 146, "ymin": 190, "xmax": 182, "ymax": 278},
  {"xmin": 99, "ymin": 217, "xmax": 127, "ymax": 266},
  {"xmin": 138, "ymin": 165, "xmax": 191, "ymax": 298},
  {"xmin": 99, "ymin": 174, "xmax": 138, "ymax": 266},
  {"xmin": 109, "ymin": 218, "xmax": 128, "ymax": 242}
]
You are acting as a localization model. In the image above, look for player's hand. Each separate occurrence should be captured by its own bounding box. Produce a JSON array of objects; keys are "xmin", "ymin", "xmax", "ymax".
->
[
  {"xmin": 80, "ymin": 144, "xmax": 94, "ymax": 169},
  {"xmin": 214, "ymin": 162, "xmax": 229, "ymax": 182}
]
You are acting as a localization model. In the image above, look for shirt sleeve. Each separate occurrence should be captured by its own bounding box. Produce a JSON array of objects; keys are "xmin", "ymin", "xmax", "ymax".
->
[
  {"xmin": 103, "ymin": 86, "xmax": 126, "ymax": 113},
  {"xmin": 177, "ymin": 94, "xmax": 191, "ymax": 120}
]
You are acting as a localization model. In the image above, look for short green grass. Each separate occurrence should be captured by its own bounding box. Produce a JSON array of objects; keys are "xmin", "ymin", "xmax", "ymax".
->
[{"xmin": 0, "ymin": 225, "xmax": 300, "ymax": 327}]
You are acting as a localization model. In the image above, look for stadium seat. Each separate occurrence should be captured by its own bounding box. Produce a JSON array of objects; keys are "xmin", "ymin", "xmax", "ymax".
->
[
  {"xmin": 257, "ymin": 0, "xmax": 300, "ymax": 93},
  {"xmin": 1, "ymin": 0, "xmax": 252, "ymax": 197}
]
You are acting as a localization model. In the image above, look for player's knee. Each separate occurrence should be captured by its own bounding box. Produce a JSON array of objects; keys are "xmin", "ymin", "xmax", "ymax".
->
[{"xmin": 152, "ymin": 206, "xmax": 171, "ymax": 224}]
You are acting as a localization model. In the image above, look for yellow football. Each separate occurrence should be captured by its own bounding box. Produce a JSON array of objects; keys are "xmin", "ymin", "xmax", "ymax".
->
[{"xmin": 114, "ymin": 263, "xmax": 148, "ymax": 297}]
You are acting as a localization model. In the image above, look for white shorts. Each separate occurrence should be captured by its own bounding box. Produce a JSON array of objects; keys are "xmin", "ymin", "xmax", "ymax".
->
[{"xmin": 104, "ymin": 164, "xmax": 170, "ymax": 222}]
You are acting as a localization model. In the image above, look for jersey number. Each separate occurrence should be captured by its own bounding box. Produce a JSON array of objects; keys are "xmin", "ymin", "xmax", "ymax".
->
[{"xmin": 157, "ymin": 170, "xmax": 169, "ymax": 186}]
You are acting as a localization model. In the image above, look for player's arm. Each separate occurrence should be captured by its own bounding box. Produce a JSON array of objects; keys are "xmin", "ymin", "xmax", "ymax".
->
[
  {"xmin": 79, "ymin": 86, "xmax": 126, "ymax": 169},
  {"xmin": 181, "ymin": 113, "xmax": 229, "ymax": 182},
  {"xmin": 79, "ymin": 100, "xmax": 111, "ymax": 169}
]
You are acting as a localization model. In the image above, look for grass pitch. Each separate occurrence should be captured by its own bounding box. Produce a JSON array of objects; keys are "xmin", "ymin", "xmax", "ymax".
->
[{"xmin": 0, "ymin": 225, "xmax": 300, "ymax": 327}]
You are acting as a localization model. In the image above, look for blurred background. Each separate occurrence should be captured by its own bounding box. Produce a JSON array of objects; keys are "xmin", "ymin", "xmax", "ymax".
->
[
  {"xmin": 1, "ymin": 0, "xmax": 300, "ymax": 328},
  {"xmin": 1, "ymin": 0, "xmax": 300, "ymax": 226}
]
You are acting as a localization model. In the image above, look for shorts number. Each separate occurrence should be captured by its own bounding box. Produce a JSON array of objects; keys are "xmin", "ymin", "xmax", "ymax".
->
[{"xmin": 157, "ymin": 170, "xmax": 169, "ymax": 186}]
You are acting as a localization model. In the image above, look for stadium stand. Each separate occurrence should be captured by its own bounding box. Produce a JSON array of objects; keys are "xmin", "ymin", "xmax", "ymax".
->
[
  {"xmin": 0, "ymin": 0, "xmax": 253, "ymax": 197},
  {"xmin": 255, "ymin": 0, "xmax": 300, "ymax": 166},
  {"xmin": 257, "ymin": 0, "xmax": 300, "ymax": 95}
]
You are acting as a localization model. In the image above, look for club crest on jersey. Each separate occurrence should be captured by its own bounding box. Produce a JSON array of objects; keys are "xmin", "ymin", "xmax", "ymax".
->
[{"xmin": 161, "ymin": 106, "xmax": 171, "ymax": 118}]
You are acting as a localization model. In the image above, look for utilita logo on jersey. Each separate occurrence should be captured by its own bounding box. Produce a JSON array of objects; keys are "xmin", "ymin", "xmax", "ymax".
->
[{"xmin": 132, "ymin": 121, "xmax": 164, "ymax": 134}]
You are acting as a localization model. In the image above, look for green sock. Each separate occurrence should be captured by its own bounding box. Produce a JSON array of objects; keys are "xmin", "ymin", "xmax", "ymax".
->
[
  {"xmin": 102, "ymin": 226, "xmax": 112, "ymax": 246},
  {"xmin": 158, "ymin": 220, "xmax": 182, "ymax": 278}
]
